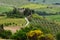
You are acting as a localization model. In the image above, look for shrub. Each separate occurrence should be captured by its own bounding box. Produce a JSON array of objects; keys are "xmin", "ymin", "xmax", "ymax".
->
[
  {"xmin": 26, "ymin": 30, "xmax": 54, "ymax": 40},
  {"xmin": 39, "ymin": 34, "xmax": 54, "ymax": 40},
  {"xmin": 6, "ymin": 7, "xmax": 24, "ymax": 18},
  {"xmin": 0, "ymin": 24, "xmax": 4, "ymax": 33},
  {"xmin": 4, "ymin": 23, "xmax": 9, "ymax": 26},
  {"xmin": 26, "ymin": 30, "xmax": 43, "ymax": 40},
  {"xmin": 0, "ymin": 30, "xmax": 12, "ymax": 39},
  {"xmin": 9, "ymin": 23, "xmax": 12, "ymax": 25},
  {"xmin": 11, "ymin": 30, "xmax": 27, "ymax": 40},
  {"xmin": 10, "ymin": 26, "xmax": 37, "ymax": 40},
  {"xmin": 24, "ymin": 8, "xmax": 32, "ymax": 16},
  {"xmin": 56, "ymin": 32, "xmax": 60, "ymax": 40}
]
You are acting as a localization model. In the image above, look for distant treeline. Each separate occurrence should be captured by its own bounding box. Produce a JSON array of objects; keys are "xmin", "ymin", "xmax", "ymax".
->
[
  {"xmin": 53, "ymin": 3, "xmax": 60, "ymax": 5},
  {"xmin": 35, "ymin": 11, "xmax": 60, "ymax": 16},
  {"xmin": 2, "ymin": 7, "xmax": 34, "ymax": 18}
]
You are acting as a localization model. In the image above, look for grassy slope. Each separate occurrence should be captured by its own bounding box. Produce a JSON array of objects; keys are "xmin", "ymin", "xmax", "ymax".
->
[
  {"xmin": 21, "ymin": 4, "xmax": 60, "ymax": 23},
  {"xmin": 0, "ymin": 0, "xmax": 31, "ymax": 13},
  {"xmin": 45, "ymin": 15, "xmax": 60, "ymax": 22},
  {"xmin": 0, "ymin": 0, "xmax": 60, "ymax": 13},
  {"xmin": 0, "ymin": 0, "xmax": 60, "ymax": 5},
  {"xmin": 0, "ymin": 17, "xmax": 26, "ymax": 26},
  {"xmin": 20, "ymin": 4, "xmax": 60, "ymax": 13},
  {"xmin": 30, "ymin": 14, "xmax": 60, "ymax": 37},
  {"xmin": 0, "ymin": 0, "xmax": 31, "ymax": 6},
  {"xmin": 0, "ymin": 0, "xmax": 29, "ymax": 26},
  {"xmin": 0, "ymin": 6, "xmax": 13, "ymax": 13},
  {"xmin": 20, "ymin": 4, "xmax": 48, "ymax": 9}
]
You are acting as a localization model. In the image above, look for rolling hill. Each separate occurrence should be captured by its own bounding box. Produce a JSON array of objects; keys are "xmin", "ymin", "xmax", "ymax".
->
[
  {"xmin": 0, "ymin": 0, "xmax": 60, "ymax": 7},
  {"xmin": 29, "ymin": 14, "xmax": 60, "ymax": 38},
  {"xmin": 20, "ymin": 4, "xmax": 60, "ymax": 14},
  {"xmin": 28, "ymin": 0, "xmax": 60, "ymax": 4},
  {"xmin": 0, "ymin": 0, "xmax": 31, "ymax": 6}
]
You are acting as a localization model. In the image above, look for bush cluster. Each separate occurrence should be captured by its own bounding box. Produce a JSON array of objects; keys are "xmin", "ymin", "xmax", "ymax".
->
[
  {"xmin": 6, "ymin": 7, "xmax": 23, "ymax": 18},
  {"xmin": 27, "ymin": 30, "xmax": 54, "ymax": 40},
  {"xmin": 0, "ymin": 30, "xmax": 12, "ymax": 39},
  {"xmin": 56, "ymin": 32, "xmax": 60, "ymax": 40},
  {"xmin": 4, "ymin": 8, "xmax": 34, "ymax": 18},
  {"xmin": 0, "ymin": 24, "xmax": 12, "ymax": 39},
  {"xmin": 10, "ymin": 26, "xmax": 54, "ymax": 40}
]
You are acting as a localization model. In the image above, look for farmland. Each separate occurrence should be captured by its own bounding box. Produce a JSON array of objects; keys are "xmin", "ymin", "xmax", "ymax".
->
[
  {"xmin": 28, "ymin": 14, "xmax": 60, "ymax": 40},
  {"xmin": 0, "ymin": 17, "xmax": 26, "ymax": 26},
  {"xmin": 0, "ymin": 0, "xmax": 60, "ymax": 40},
  {"xmin": 0, "ymin": 6, "xmax": 13, "ymax": 13},
  {"xmin": 0, "ymin": 0, "xmax": 31, "ymax": 6},
  {"xmin": 45, "ymin": 15, "xmax": 60, "ymax": 22},
  {"xmin": 21, "ymin": 4, "xmax": 60, "ymax": 14}
]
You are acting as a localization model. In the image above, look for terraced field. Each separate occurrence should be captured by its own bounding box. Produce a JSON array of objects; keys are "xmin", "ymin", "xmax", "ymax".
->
[
  {"xmin": 0, "ymin": 16, "xmax": 26, "ymax": 33},
  {"xmin": 30, "ymin": 14, "xmax": 60, "ymax": 37},
  {"xmin": 0, "ymin": 17, "xmax": 26, "ymax": 26},
  {"xmin": 21, "ymin": 4, "xmax": 60, "ymax": 14}
]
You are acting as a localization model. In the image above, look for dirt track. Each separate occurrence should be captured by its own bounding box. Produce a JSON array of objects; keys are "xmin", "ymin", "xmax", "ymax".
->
[{"xmin": 4, "ymin": 17, "xmax": 29, "ymax": 33}]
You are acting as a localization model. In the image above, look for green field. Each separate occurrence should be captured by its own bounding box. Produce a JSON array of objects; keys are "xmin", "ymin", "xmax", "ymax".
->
[
  {"xmin": 45, "ymin": 15, "xmax": 60, "ymax": 22},
  {"xmin": 0, "ymin": 6, "xmax": 13, "ymax": 13},
  {"xmin": 0, "ymin": 16, "xmax": 26, "ymax": 26},
  {"xmin": 0, "ymin": 0, "xmax": 31, "ymax": 6},
  {"xmin": 0, "ymin": 4, "xmax": 60, "ymax": 14},
  {"xmin": 21, "ymin": 4, "xmax": 60, "ymax": 14},
  {"xmin": 0, "ymin": 1, "xmax": 60, "ymax": 39},
  {"xmin": 30, "ymin": 14, "xmax": 60, "ymax": 37}
]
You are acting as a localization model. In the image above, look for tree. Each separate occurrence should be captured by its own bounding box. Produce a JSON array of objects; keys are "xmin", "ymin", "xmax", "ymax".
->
[
  {"xmin": 0, "ymin": 24, "xmax": 4, "ymax": 33},
  {"xmin": 56, "ymin": 32, "xmax": 60, "ymax": 40},
  {"xmin": 0, "ymin": 30, "xmax": 12, "ymax": 39},
  {"xmin": 39, "ymin": 34, "xmax": 54, "ymax": 40},
  {"xmin": 6, "ymin": 7, "xmax": 24, "ymax": 18},
  {"xmin": 23, "ymin": 8, "xmax": 35, "ymax": 16},
  {"xmin": 26, "ymin": 30, "xmax": 43, "ymax": 40}
]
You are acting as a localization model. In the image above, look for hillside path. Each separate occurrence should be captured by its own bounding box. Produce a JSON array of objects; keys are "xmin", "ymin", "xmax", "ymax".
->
[{"xmin": 24, "ymin": 17, "xmax": 29, "ymax": 27}]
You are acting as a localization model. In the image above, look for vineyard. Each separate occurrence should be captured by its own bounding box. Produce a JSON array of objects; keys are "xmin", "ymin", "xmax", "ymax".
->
[{"xmin": 29, "ymin": 14, "xmax": 60, "ymax": 38}]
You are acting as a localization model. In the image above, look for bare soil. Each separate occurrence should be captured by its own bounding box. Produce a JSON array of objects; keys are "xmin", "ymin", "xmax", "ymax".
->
[{"xmin": 4, "ymin": 26, "xmax": 22, "ymax": 33}]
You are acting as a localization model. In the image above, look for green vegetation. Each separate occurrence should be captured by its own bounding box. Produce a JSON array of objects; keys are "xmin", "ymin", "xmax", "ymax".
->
[
  {"xmin": 7, "ymin": 13, "xmax": 59, "ymax": 40},
  {"xmin": 10, "ymin": 28, "xmax": 54, "ymax": 40},
  {"xmin": 0, "ymin": 30, "xmax": 12, "ymax": 39},
  {"xmin": 27, "ymin": 30, "xmax": 54, "ymax": 40},
  {"xmin": 0, "ymin": 0, "xmax": 31, "ymax": 6},
  {"xmin": 0, "ymin": 17, "xmax": 26, "ymax": 26},
  {"xmin": 6, "ymin": 7, "xmax": 24, "ymax": 18},
  {"xmin": 0, "ymin": 6, "xmax": 13, "ymax": 13},
  {"xmin": 28, "ymin": 14, "xmax": 60, "ymax": 37},
  {"xmin": 20, "ymin": 4, "xmax": 48, "ymax": 9},
  {"xmin": 45, "ymin": 15, "xmax": 60, "ymax": 22},
  {"xmin": 0, "ymin": 1, "xmax": 60, "ymax": 40},
  {"xmin": 21, "ymin": 4, "xmax": 60, "ymax": 14},
  {"xmin": 0, "ymin": 24, "xmax": 12, "ymax": 39},
  {"xmin": 56, "ymin": 32, "xmax": 60, "ymax": 40},
  {"xmin": 0, "ymin": 24, "xmax": 4, "ymax": 33}
]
